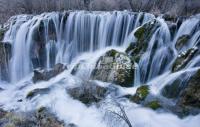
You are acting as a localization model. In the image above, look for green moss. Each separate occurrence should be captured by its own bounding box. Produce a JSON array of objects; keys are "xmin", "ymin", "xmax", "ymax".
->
[
  {"xmin": 146, "ymin": 101, "xmax": 161, "ymax": 110},
  {"xmin": 136, "ymin": 85, "xmax": 149, "ymax": 99},
  {"xmin": 26, "ymin": 91, "xmax": 35, "ymax": 99},
  {"xmin": 107, "ymin": 49, "xmax": 118, "ymax": 57},
  {"xmin": 134, "ymin": 27, "xmax": 145, "ymax": 39},
  {"xmin": 131, "ymin": 85, "xmax": 150, "ymax": 103}
]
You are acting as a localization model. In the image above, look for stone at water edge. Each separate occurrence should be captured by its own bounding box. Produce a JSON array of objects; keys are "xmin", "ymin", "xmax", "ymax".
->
[
  {"xmin": 178, "ymin": 69, "xmax": 200, "ymax": 108},
  {"xmin": 161, "ymin": 69, "xmax": 200, "ymax": 117},
  {"xmin": 32, "ymin": 63, "xmax": 67, "ymax": 83},
  {"xmin": 66, "ymin": 80, "xmax": 108, "ymax": 105},
  {"xmin": 91, "ymin": 49, "xmax": 135, "ymax": 87}
]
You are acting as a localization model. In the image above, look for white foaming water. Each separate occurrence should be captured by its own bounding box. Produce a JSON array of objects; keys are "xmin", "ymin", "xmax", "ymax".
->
[{"xmin": 1, "ymin": 11, "xmax": 200, "ymax": 127}]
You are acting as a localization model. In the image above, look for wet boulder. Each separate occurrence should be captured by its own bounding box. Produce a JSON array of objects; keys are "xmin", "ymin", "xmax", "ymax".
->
[
  {"xmin": 175, "ymin": 35, "xmax": 190, "ymax": 51},
  {"xmin": 0, "ymin": 42, "xmax": 12, "ymax": 81},
  {"xmin": 67, "ymin": 81, "xmax": 108, "ymax": 105},
  {"xmin": 172, "ymin": 47, "xmax": 198, "ymax": 72},
  {"xmin": 178, "ymin": 69, "xmax": 200, "ymax": 108},
  {"xmin": 32, "ymin": 63, "xmax": 67, "ymax": 83},
  {"xmin": 125, "ymin": 19, "xmax": 160, "ymax": 62},
  {"xmin": 91, "ymin": 49, "xmax": 135, "ymax": 87},
  {"xmin": 161, "ymin": 69, "xmax": 200, "ymax": 117},
  {"xmin": 162, "ymin": 76, "xmax": 186, "ymax": 99}
]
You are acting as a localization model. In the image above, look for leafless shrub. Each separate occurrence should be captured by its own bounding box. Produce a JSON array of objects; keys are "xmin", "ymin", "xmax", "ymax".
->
[
  {"xmin": 103, "ymin": 99, "xmax": 133, "ymax": 127},
  {"xmin": 0, "ymin": 0, "xmax": 200, "ymax": 24}
]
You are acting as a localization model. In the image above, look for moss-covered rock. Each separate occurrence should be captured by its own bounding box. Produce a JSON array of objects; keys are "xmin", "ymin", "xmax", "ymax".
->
[
  {"xmin": 146, "ymin": 101, "xmax": 161, "ymax": 110},
  {"xmin": 172, "ymin": 47, "xmax": 198, "ymax": 72},
  {"xmin": 131, "ymin": 85, "xmax": 150, "ymax": 104},
  {"xmin": 26, "ymin": 88, "xmax": 50, "ymax": 99},
  {"xmin": 126, "ymin": 19, "xmax": 160, "ymax": 62},
  {"xmin": 0, "ymin": 42, "xmax": 12, "ymax": 81},
  {"xmin": 175, "ymin": 35, "xmax": 190, "ymax": 51},
  {"xmin": 162, "ymin": 75, "xmax": 187, "ymax": 99},
  {"xmin": 178, "ymin": 70, "xmax": 200, "ymax": 108},
  {"xmin": 67, "ymin": 81, "xmax": 107, "ymax": 105},
  {"xmin": 91, "ymin": 49, "xmax": 135, "ymax": 87}
]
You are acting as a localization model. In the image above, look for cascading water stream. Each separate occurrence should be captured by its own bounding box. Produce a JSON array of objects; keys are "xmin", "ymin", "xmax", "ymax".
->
[
  {"xmin": 1, "ymin": 11, "xmax": 200, "ymax": 127},
  {"xmin": 3, "ymin": 11, "xmax": 155, "ymax": 83}
]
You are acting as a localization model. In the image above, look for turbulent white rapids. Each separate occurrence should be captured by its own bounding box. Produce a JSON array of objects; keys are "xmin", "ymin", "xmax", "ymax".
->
[{"xmin": 0, "ymin": 11, "xmax": 200, "ymax": 127}]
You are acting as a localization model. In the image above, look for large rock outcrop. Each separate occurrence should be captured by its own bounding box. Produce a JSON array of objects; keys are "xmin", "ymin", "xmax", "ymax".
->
[
  {"xmin": 177, "ymin": 70, "xmax": 200, "ymax": 108},
  {"xmin": 91, "ymin": 49, "xmax": 135, "ymax": 87},
  {"xmin": 161, "ymin": 69, "xmax": 200, "ymax": 117}
]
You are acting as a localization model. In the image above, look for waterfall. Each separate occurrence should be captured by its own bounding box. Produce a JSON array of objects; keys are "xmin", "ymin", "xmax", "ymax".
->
[
  {"xmin": 1, "ymin": 10, "xmax": 200, "ymax": 85},
  {"xmin": 1, "ymin": 11, "xmax": 200, "ymax": 127},
  {"xmin": 3, "ymin": 11, "xmax": 154, "ymax": 82}
]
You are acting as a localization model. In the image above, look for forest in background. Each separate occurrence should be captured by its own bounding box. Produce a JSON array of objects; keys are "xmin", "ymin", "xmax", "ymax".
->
[{"xmin": 0, "ymin": 0, "xmax": 200, "ymax": 23}]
